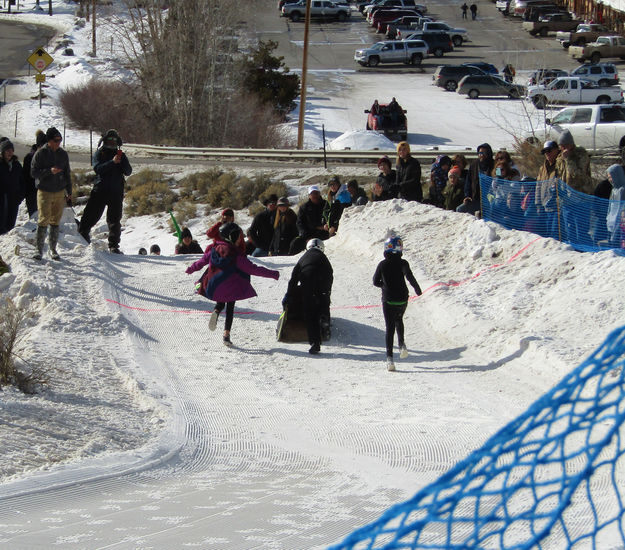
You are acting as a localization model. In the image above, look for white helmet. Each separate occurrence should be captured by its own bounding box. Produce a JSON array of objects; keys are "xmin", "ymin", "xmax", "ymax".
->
[{"xmin": 306, "ymin": 238, "xmax": 325, "ymax": 252}]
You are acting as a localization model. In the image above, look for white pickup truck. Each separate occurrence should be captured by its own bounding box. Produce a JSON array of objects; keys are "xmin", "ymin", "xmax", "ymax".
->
[
  {"xmin": 527, "ymin": 76, "xmax": 623, "ymax": 108},
  {"xmin": 525, "ymin": 104, "xmax": 625, "ymax": 153}
]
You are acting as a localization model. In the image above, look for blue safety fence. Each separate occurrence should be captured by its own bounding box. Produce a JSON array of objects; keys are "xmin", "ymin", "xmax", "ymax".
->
[
  {"xmin": 478, "ymin": 174, "xmax": 625, "ymax": 253},
  {"xmin": 328, "ymin": 324, "xmax": 625, "ymax": 549}
]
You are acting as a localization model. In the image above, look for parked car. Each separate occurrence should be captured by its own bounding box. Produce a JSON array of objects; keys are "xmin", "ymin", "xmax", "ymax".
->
[
  {"xmin": 457, "ymin": 74, "xmax": 526, "ymax": 98},
  {"xmin": 354, "ymin": 39, "xmax": 428, "ymax": 66},
  {"xmin": 509, "ymin": 0, "xmax": 558, "ymax": 18},
  {"xmin": 522, "ymin": 12, "xmax": 582, "ymax": 37},
  {"xmin": 569, "ymin": 35, "xmax": 625, "ymax": 63},
  {"xmin": 420, "ymin": 21, "xmax": 468, "ymax": 46},
  {"xmin": 360, "ymin": 0, "xmax": 425, "ymax": 14},
  {"xmin": 527, "ymin": 68, "xmax": 568, "ymax": 85},
  {"xmin": 527, "ymin": 76, "xmax": 623, "ymax": 108},
  {"xmin": 370, "ymin": 8, "xmax": 423, "ymax": 31},
  {"xmin": 281, "ymin": 0, "xmax": 351, "ymax": 21},
  {"xmin": 433, "ymin": 65, "xmax": 488, "ymax": 91},
  {"xmin": 384, "ymin": 15, "xmax": 429, "ymax": 39},
  {"xmin": 462, "ymin": 62, "xmax": 499, "ymax": 74},
  {"xmin": 556, "ymin": 23, "xmax": 612, "ymax": 48},
  {"xmin": 570, "ymin": 62, "xmax": 619, "ymax": 87},
  {"xmin": 365, "ymin": 101, "xmax": 408, "ymax": 140},
  {"xmin": 401, "ymin": 31, "xmax": 454, "ymax": 57},
  {"xmin": 524, "ymin": 104, "xmax": 625, "ymax": 153},
  {"xmin": 496, "ymin": 0, "xmax": 510, "ymax": 14}
]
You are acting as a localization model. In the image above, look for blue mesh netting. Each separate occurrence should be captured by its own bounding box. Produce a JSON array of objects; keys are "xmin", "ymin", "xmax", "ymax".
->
[
  {"xmin": 478, "ymin": 175, "xmax": 625, "ymax": 253},
  {"xmin": 329, "ymin": 325, "xmax": 625, "ymax": 549}
]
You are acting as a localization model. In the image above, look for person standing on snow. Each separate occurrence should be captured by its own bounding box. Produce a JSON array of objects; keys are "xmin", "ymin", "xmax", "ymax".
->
[
  {"xmin": 248, "ymin": 194, "xmax": 278, "ymax": 257},
  {"xmin": 373, "ymin": 235, "xmax": 422, "ymax": 372},
  {"xmin": 20, "ymin": 129, "xmax": 47, "ymax": 218},
  {"xmin": 283, "ymin": 238, "xmax": 333, "ymax": 355},
  {"xmin": 30, "ymin": 127, "xmax": 72, "ymax": 261},
  {"xmin": 395, "ymin": 142, "xmax": 422, "ymax": 202},
  {"xmin": 79, "ymin": 129, "xmax": 132, "ymax": 254},
  {"xmin": 457, "ymin": 143, "xmax": 494, "ymax": 217},
  {"xmin": 0, "ymin": 138, "xmax": 23, "ymax": 235},
  {"xmin": 186, "ymin": 222, "xmax": 280, "ymax": 347}
]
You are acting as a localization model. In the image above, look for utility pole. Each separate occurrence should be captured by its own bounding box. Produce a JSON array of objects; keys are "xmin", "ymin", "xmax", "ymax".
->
[
  {"xmin": 48, "ymin": 0, "xmax": 52, "ymax": 15},
  {"xmin": 92, "ymin": 0, "xmax": 96, "ymax": 55},
  {"xmin": 297, "ymin": 0, "xmax": 312, "ymax": 150}
]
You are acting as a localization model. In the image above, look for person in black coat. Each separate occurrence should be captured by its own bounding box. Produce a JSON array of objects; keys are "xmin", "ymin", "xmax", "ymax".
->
[
  {"xmin": 284, "ymin": 238, "xmax": 333, "ymax": 355},
  {"xmin": 373, "ymin": 235, "xmax": 422, "ymax": 371},
  {"xmin": 395, "ymin": 142, "xmax": 422, "ymax": 202},
  {"xmin": 249, "ymin": 194, "xmax": 278, "ymax": 257},
  {"xmin": 79, "ymin": 129, "xmax": 132, "ymax": 253},
  {"xmin": 373, "ymin": 156, "xmax": 398, "ymax": 201},
  {"xmin": 289, "ymin": 185, "xmax": 329, "ymax": 255},
  {"xmin": 20, "ymin": 130, "xmax": 47, "ymax": 217},
  {"xmin": 270, "ymin": 196, "xmax": 298, "ymax": 256},
  {"xmin": 457, "ymin": 142, "xmax": 494, "ymax": 216},
  {"xmin": 175, "ymin": 227, "xmax": 204, "ymax": 254},
  {"xmin": 0, "ymin": 139, "xmax": 23, "ymax": 235}
]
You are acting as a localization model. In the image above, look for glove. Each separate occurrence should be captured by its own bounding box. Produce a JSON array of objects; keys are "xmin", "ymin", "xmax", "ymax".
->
[
  {"xmin": 65, "ymin": 195, "xmax": 72, "ymax": 207},
  {"xmin": 185, "ymin": 266, "xmax": 194, "ymax": 274},
  {"xmin": 272, "ymin": 271, "xmax": 280, "ymax": 280},
  {"xmin": 282, "ymin": 294, "xmax": 289, "ymax": 308}
]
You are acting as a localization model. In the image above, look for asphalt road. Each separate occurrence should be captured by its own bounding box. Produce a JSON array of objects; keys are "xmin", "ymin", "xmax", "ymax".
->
[{"xmin": 0, "ymin": 19, "xmax": 55, "ymax": 77}]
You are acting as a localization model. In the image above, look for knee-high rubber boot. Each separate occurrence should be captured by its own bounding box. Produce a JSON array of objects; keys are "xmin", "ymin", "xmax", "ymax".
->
[
  {"xmin": 33, "ymin": 225, "xmax": 47, "ymax": 260},
  {"xmin": 48, "ymin": 225, "xmax": 60, "ymax": 260}
]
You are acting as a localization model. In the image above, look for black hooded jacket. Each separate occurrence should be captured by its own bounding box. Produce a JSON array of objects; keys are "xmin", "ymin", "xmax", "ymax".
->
[{"xmin": 464, "ymin": 143, "xmax": 494, "ymax": 204}]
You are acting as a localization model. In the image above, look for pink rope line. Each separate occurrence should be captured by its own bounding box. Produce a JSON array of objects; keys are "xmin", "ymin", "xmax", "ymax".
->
[{"xmin": 105, "ymin": 237, "xmax": 542, "ymax": 315}]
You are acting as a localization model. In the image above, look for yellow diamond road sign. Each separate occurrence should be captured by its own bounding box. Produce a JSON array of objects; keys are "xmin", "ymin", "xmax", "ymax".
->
[{"xmin": 28, "ymin": 47, "xmax": 53, "ymax": 73}]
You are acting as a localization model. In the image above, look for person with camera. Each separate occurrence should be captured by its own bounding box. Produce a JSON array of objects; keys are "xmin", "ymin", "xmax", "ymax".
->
[{"xmin": 79, "ymin": 129, "xmax": 132, "ymax": 254}]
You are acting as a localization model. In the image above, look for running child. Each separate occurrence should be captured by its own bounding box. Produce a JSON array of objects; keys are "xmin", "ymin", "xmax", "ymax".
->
[{"xmin": 373, "ymin": 235, "xmax": 422, "ymax": 371}]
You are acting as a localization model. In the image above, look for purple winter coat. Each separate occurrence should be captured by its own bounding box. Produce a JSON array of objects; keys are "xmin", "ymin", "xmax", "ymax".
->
[{"xmin": 186, "ymin": 239, "xmax": 279, "ymax": 302}]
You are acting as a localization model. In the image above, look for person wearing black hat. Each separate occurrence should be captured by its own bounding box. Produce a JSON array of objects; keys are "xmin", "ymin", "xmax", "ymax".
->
[
  {"xmin": 0, "ymin": 138, "xmax": 23, "ymax": 235},
  {"xmin": 270, "ymin": 196, "xmax": 298, "ymax": 256},
  {"xmin": 185, "ymin": 221, "xmax": 280, "ymax": 347},
  {"xmin": 248, "ymin": 194, "xmax": 278, "ymax": 257},
  {"xmin": 175, "ymin": 227, "xmax": 203, "ymax": 254},
  {"xmin": 20, "ymin": 129, "xmax": 47, "ymax": 218},
  {"xmin": 30, "ymin": 126, "xmax": 72, "ymax": 260},
  {"xmin": 78, "ymin": 129, "xmax": 132, "ymax": 254}
]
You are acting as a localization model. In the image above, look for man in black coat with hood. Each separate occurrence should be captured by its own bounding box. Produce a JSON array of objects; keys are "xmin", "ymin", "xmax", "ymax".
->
[
  {"xmin": 284, "ymin": 238, "xmax": 333, "ymax": 355},
  {"xmin": 79, "ymin": 129, "xmax": 132, "ymax": 253}
]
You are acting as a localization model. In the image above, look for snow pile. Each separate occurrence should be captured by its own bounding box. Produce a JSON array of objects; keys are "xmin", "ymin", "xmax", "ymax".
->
[{"xmin": 327, "ymin": 130, "xmax": 396, "ymax": 151}]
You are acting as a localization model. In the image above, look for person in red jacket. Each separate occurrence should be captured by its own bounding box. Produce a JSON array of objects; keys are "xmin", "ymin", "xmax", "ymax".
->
[
  {"xmin": 186, "ymin": 222, "xmax": 280, "ymax": 347},
  {"xmin": 206, "ymin": 208, "xmax": 246, "ymax": 254}
]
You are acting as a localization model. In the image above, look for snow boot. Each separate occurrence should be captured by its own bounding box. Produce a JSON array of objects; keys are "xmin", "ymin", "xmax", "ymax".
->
[
  {"xmin": 223, "ymin": 333, "xmax": 233, "ymax": 347},
  {"xmin": 33, "ymin": 225, "xmax": 47, "ymax": 260},
  {"xmin": 209, "ymin": 311, "xmax": 219, "ymax": 331},
  {"xmin": 48, "ymin": 225, "xmax": 60, "ymax": 260},
  {"xmin": 309, "ymin": 343, "xmax": 320, "ymax": 355},
  {"xmin": 387, "ymin": 357, "xmax": 396, "ymax": 372},
  {"xmin": 400, "ymin": 345, "xmax": 409, "ymax": 359}
]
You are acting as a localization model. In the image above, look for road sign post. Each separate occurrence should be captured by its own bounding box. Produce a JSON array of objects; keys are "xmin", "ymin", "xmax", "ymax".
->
[{"xmin": 27, "ymin": 47, "xmax": 53, "ymax": 109}]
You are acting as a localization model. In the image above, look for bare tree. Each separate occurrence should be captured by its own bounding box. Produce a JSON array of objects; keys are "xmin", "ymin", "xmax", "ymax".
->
[{"xmin": 119, "ymin": 0, "xmax": 248, "ymax": 146}]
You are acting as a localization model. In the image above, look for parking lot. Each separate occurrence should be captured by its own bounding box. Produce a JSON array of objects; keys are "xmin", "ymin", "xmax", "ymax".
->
[{"xmin": 251, "ymin": 1, "xmax": 625, "ymax": 149}]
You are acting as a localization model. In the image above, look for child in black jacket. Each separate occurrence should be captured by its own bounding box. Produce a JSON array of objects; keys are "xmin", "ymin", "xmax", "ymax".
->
[{"xmin": 373, "ymin": 235, "xmax": 422, "ymax": 371}]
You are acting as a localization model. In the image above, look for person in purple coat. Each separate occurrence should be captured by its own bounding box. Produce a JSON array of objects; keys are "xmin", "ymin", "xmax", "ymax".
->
[{"xmin": 185, "ymin": 222, "xmax": 280, "ymax": 346}]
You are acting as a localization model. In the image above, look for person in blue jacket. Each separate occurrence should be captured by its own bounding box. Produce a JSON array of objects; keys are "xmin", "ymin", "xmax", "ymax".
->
[{"xmin": 373, "ymin": 235, "xmax": 422, "ymax": 372}]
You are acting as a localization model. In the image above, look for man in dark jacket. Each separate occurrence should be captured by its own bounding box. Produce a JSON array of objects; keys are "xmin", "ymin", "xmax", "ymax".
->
[
  {"xmin": 396, "ymin": 142, "xmax": 422, "ymax": 202},
  {"xmin": 31, "ymin": 127, "xmax": 72, "ymax": 260},
  {"xmin": 289, "ymin": 185, "xmax": 329, "ymax": 254},
  {"xmin": 79, "ymin": 129, "xmax": 132, "ymax": 253},
  {"xmin": 285, "ymin": 238, "xmax": 333, "ymax": 355},
  {"xmin": 0, "ymin": 138, "xmax": 23, "ymax": 235},
  {"xmin": 249, "ymin": 194, "xmax": 278, "ymax": 257},
  {"xmin": 175, "ymin": 227, "xmax": 204, "ymax": 254},
  {"xmin": 457, "ymin": 142, "xmax": 493, "ymax": 216}
]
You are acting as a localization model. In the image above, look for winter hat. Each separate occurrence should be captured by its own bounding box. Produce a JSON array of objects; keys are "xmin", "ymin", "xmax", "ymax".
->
[
  {"xmin": 35, "ymin": 129, "xmax": 47, "ymax": 148},
  {"xmin": 263, "ymin": 194, "xmax": 278, "ymax": 206},
  {"xmin": 181, "ymin": 227, "xmax": 192, "ymax": 239},
  {"xmin": 0, "ymin": 139, "xmax": 14, "ymax": 155},
  {"xmin": 377, "ymin": 156, "xmax": 391, "ymax": 169},
  {"xmin": 308, "ymin": 185, "xmax": 320, "ymax": 195},
  {"xmin": 221, "ymin": 208, "xmax": 234, "ymax": 218},
  {"xmin": 102, "ymin": 129, "xmax": 122, "ymax": 148},
  {"xmin": 277, "ymin": 196, "xmax": 290, "ymax": 206},
  {"xmin": 45, "ymin": 127, "xmax": 62, "ymax": 141},
  {"xmin": 346, "ymin": 179, "xmax": 358, "ymax": 190},
  {"xmin": 557, "ymin": 130, "xmax": 575, "ymax": 147},
  {"xmin": 219, "ymin": 222, "xmax": 242, "ymax": 244},
  {"xmin": 541, "ymin": 140, "xmax": 558, "ymax": 154},
  {"xmin": 149, "ymin": 244, "xmax": 161, "ymax": 255},
  {"xmin": 448, "ymin": 166, "xmax": 462, "ymax": 179},
  {"xmin": 438, "ymin": 155, "xmax": 452, "ymax": 167},
  {"xmin": 328, "ymin": 175, "xmax": 341, "ymax": 187}
]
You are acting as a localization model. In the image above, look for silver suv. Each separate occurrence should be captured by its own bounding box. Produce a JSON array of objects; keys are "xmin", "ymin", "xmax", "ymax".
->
[{"xmin": 570, "ymin": 63, "xmax": 619, "ymax": 87}]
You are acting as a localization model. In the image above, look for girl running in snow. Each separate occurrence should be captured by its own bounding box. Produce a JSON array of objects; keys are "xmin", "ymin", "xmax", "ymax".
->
[
  {"xmin": 186, "ymin": 222, "xmax": 280, "ymax": 346},
  {"xmin": 373, "ymin": 235, "xmax": 422, "ymax": 371}
]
